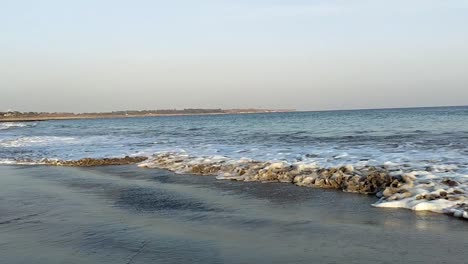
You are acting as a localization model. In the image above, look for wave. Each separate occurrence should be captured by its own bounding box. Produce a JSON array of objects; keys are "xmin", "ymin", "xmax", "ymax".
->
[
  {"xmin": 1, "ymin": 150, "xmax": 467, "ymax": 220},
  {"xmin": 0, "ymin": 159, "xmax": 48, "ymax": 165},
  {"xmin": 0, "ymin": 122, "xmax": 36, "ymax": 130},
  {"xmin": 372, "ymin": 170, "xmax": 468, "ymax": 218},
  {"xmin": 0, "ymin": 136, "xmax": 77, "ymax": 148},
  {"xmin": 138, "ymin": 152, "xmax": 468, "ymax": 220}
]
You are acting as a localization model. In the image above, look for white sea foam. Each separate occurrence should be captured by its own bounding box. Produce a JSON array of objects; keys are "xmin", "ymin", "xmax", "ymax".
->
[
  {"xmin": 0, "ymin": 122, "xmax": 35, "ymax": 130},
  {"xmin": 0, "ymin": 136, "xmax": 77, "ymax": 147},
  {"xmin": 373, "ymin": 170, "xmax": 468, "ymax": 219},
  {"xmin": 0, "ymin": 158, "xmax": 48, "ymax": 165},
  {"xmin": 0, "ymin": 159, "xmax": 19, "ymax": 165}
]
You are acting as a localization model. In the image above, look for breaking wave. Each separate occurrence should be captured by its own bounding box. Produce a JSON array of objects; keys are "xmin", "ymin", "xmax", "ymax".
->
[
  {"xmin": 0, "ymin": 136, "xmax": 77, "ymax": 148},
  {"xmin": 1, "ymin": 150, "xmax": 467, "ymax": 220},
  {"xmin": 0, "ymin": 122, "xmax": 36, "ymax": 130},
  {"xmin": 135, "ymin": 152, "xmax": 468, "ymax": 220}
]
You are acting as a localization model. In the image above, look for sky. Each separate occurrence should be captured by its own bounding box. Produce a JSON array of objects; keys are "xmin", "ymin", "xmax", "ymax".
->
[{"xmin": 1, "ymin": 0, "xmax": 468, "ymax": 112}]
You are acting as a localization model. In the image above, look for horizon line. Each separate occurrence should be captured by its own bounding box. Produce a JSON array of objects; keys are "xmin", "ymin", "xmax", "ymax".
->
[{"xmin": 3, "ymin": 104, "xmax": 467, "ymax": 115}]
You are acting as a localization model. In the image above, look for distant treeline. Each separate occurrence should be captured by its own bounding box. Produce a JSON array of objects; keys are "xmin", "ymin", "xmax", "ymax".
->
[
  {"xmin": 0, "ymin": 108, "xmax": 296, "ymax": 120},
  {"xmin": 1, "ymin": 108, "xmax": 269, "ymax": 118},
  {"xmin": 1, "ymin": 111, "xmax": 74, "ymax": 117},
  {"xmin": 108, "ymin": 109, "xmax": 225, "ymax": 115}
]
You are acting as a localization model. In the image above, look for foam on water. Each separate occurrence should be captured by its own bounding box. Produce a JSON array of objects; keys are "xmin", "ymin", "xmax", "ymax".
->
[
  {"xmin": 0, "ymin": 158, "xmax": 49, "ymax": 165},
  {"xmin": 372, "ymin": 170, "xmax": 468, "ymax": 219},
  {"xmin": 0, "ymin": 122, "xmax": 35, "ymax": 130},
  {"xmin": 138, "ymin": 152, "xmax": 468, "ymax": 219},
  {"xmin": 0, "ymin": 136, "xmax": 77, "ymax": 147}
]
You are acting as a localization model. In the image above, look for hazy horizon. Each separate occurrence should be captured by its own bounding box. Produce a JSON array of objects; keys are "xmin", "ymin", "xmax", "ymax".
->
[
  {"xmin": 2, "ymin": 0, "xmax": 468, "ymax": 112},
  {"xmin": 3, "ymin": 104, "xmax": 468, "ymax": 115}
]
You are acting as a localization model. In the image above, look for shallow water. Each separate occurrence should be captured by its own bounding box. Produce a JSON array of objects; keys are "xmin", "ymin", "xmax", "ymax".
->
[
  {"xmin": 1, "ymin": 107, "xmax": 468, "ymax": 217},
  {"xmin": 0, "ymin": 165, "xmax": 467, "ymax": 264},
  {"xmin": 1, "ymin": 107, "xmax": 468, "ymax": 173}
]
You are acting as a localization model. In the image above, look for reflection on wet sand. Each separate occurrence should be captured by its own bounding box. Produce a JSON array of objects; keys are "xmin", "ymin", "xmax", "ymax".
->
[{"xmin": 0, "ymin": 165, "xmax": 466, "ymax": 264}]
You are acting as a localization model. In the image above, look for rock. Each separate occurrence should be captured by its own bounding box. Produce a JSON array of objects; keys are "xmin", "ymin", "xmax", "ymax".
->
[
  {"xmin": 344, "ymin": 175, "xmax": 363, "ymax": 193},
  {"xmin": 402, "ymin": 174, "xmax": 416, "ymax": 184},
  {"xmin": 302, "ymin": 176, "xmax": 316, "ymax": 186},
  {"xmin": 46, "ymin": 156, "xmax": 148, "ymax": 167},
  {"xmin": 442, "ymin": 178, "xmax": 459, "ymax": 187},
  {"xmin": 314, "ymin": 178, "xmax": 326, "ymax": 188},
  {"xmin": 190, "ymin": 164, "xmax": 222, "ymax": 174},
  {"xmin": 382, "ymin": 187, "xmax": 398, "ymax": 198},
  {"xmin": 137, "ymin": 153, "xmax": 406, "ymax": 197}
]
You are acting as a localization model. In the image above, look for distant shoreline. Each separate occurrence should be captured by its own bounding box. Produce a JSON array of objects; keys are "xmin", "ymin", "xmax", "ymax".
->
[
  {"xmin": 0, "ymin": 109, "xmax": 295, "ymax": 122},
  {"xmin": 2, "ymin": 105, "xmax": 466, "ymax": 123}
]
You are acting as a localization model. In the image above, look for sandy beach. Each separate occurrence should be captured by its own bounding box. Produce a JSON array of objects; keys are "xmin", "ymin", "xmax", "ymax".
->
[{"xmin": 1, "ymin": 165, "xmax": 466, "ymax": 264}]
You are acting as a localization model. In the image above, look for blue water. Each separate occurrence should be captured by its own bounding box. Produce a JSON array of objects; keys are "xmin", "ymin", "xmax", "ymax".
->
[{"xmin": 1, "ymin": 106, "xmax": 468, "ymax": 174}]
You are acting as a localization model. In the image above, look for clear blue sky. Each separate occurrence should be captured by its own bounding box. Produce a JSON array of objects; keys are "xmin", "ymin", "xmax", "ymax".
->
[{"xmin": 1, "ymin": 0, "xmax": 467, "ymax": 112}]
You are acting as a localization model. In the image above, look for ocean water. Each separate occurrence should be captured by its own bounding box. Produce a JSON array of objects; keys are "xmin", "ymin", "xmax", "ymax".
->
[{"xmin": 1, "ymin": 106, "xmax": 468, "ymax": 217}]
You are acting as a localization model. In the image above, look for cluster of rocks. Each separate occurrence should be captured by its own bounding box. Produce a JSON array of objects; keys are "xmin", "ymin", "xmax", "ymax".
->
[
  {"xmin": 293, "ymin": 166, "xmax": 400, "ymax": 194},
  {"xmin": 38, "ymin": 152, "xmax": 466, "ymax": 220},
  {"xmin": 377, "ymin": 174, "xmax": 466, "ymax": 202},
  {"xmin": 139, "ymin": 153, "xmax": 402, "ymax": 195},
  {"xmin": 415, "ymin": 189, "xmax": 465, "ymax": 201},
  {"xmin": 44, "ymin": 156, "xmax": 148, "ymax": 167}
]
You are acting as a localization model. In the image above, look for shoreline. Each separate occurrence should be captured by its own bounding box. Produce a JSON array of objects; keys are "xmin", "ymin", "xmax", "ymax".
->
[
  {"xmin": 4, "ymin": 153, "xmax": 466, "ymax": 221},
  {"xmin": 0, "ymin": 110, "xmax": 294, "ymax": 123},
  {"xmin": 2, "ymin": 105, "xmax": 466, "ymax": 123}
]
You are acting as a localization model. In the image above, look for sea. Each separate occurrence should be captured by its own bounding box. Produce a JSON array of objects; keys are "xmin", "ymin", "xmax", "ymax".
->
[{"xmin": 1, "ymin": 106, "xmax": 468, "ymax": 217}]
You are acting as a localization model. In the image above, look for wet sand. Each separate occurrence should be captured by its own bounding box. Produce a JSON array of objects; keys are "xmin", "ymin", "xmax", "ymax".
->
[{"xmin": 0, "ymin": 165, "xmax": 466, "ymax": 264}]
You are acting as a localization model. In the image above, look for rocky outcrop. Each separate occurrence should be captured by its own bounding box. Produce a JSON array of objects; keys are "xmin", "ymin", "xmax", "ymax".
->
[
  {"xmin": 282, "ymin": 165, "xmax": 395, "ymax": 194},
  {"xmin": 139, "ymin": 153, "xmax": 401, "ymax": 195},
  {"xmin": 44, "ymin": 156, "xmax": 148, "ymax": 167}
]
